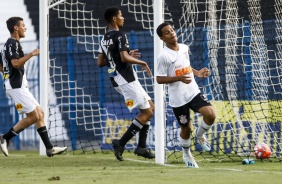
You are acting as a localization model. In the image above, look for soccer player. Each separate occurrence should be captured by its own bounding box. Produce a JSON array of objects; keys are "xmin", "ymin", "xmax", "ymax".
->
[
  {"xmin": 0, "ymin": 17, "xmax": 67, "ymax": 157},
  {"xmin": 156, "ymin": 22, "xmax": 216, "ymax": 168},
  {"xmin": 98, "ymin": 6, "xmax": 155, "ymax": 161}
]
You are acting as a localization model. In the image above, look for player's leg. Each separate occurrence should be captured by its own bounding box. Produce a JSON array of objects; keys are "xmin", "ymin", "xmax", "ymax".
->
[
  {"xmin": 134, "ymin": 100, "xmax": 155, "ymax": 159},
  {"xmin": 190, "ymin": 93, "xmax": 216, "ymax": 152},
  {"xmin": 1, "ymin": 88, "xmax": 39, "ymax": 156},
  {"xmin": 134, "ymin": 83, "xmax": 154, "ymax": 152},
  {"xmin": 112, "ymin": 81, "xmax": 153, "ymax": 160},
  {"xmin": 173, "ymin": 104, "xmax": 199, "ymax": 168},
  {"xmin": 35, "ymin": 106, "xmax": 67, "ymax": 157}
]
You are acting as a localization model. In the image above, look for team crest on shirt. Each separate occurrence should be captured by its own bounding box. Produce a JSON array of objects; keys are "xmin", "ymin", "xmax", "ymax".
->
[
  {"xmin": 126, "ymin": 100, "xmax": 134, "ymax": 107},
  {"xmin": 179, "ymin": 115, "xmax": 188, "ymax": 124},
  {"xmin": 16, "ymin": 103, "xmax": 23, "ymax": 110}
]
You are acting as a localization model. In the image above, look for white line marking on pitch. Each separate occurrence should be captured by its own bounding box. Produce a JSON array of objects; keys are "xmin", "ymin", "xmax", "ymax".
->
[
  {"xmin": 125, "ymin": 158, "xmax": 182, "ymax": 167},
  {"xmin": 214, "ymin": 168, "xmax": 243, "ymax": 172}
]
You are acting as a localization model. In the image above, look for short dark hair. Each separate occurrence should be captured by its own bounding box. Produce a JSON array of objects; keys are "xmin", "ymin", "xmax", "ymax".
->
[
  {"xmin": 6, "ymin": 17, "xmax": 23, "ymax": 34},
  {"xmin": 156, "ymin": 22, "xmax": 170, "ymax": 37},
  {"xmin": 104, "ymin": 6, "xmax": 120, "ymax": 23}
]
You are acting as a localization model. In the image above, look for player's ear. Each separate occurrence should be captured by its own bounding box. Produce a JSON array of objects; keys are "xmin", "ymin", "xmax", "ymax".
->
[
  {"xmin": 113, "ymin": 16, "xmax": 116, "ymax": 22},
  {"xmin": 14, "ymin": 25, "xmax": 18, "ymax": 31}
]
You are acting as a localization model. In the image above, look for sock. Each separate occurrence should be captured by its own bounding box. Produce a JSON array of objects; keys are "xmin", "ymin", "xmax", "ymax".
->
[
  {"xmin": 138, "ymin": 121, "xmax": 150, "ymax": 148},
  {"xmin": 179, "ymin": 136, "xmax": 191, "ymax": 157},
  {"xmin": 119, "ymin": 119, "xmax": 143, "ymax": 147},
  {"xmin": 3, "ymin": 128, "xmax": 24, "ymax": 141},
  {"xmin": 196, "ymin": 120, "xmax": 211, "ymax": 138},
  {"xmin": 37, "ymin": 126, "xmax": 53, "ymax": 149}
]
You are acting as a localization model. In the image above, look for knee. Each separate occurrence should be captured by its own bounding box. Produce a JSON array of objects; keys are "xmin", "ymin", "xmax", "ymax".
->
[
  {"xmin": 150, "ymin": 103, "xmax": 155, "ymax": 112},
  {"xmin": 147, "ymin": 109, "xmax": 153, "ymax": 119},
  {"xmin": 206, "ymin": 111, "xmax": 216, "ymax": 124},
  {"xmin": 31, "ymin": 108, "xmax": 44, "ymax": 123},
  {"xmin": 30, "ymin": 113, "xmax": 40, "ymax": 123}
]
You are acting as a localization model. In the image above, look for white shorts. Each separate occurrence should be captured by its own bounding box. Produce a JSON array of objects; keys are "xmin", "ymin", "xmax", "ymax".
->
[
  {"xmin": 6, "ymin": 87, "xmax": 39, "ymax": 114},
  {"xmin": 115, "ymin": 80, "xmax": 151, "ymax": 112}
]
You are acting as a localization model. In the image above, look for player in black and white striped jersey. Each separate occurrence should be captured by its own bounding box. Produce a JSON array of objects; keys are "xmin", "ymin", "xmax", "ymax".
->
[
  {"xmin": 98, "ymin": 6, "xmax": 155, "ymax": 161},
  {"xmin": 0, "ymin": 17, "xmax": 67, "ymax": 157}
]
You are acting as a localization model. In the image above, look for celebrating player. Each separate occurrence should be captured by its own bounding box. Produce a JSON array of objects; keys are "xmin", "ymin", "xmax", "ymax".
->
[
  {"xmin": 0, "ymin": 17, "xmax": 67, "ymax": 157},
  {"xmin": 156, "ymin": 22, "xmax": 216, "ymax": 168},
  {"xmin": 97, "ymin": 7, "xmax": 155, "ymax": 161}
]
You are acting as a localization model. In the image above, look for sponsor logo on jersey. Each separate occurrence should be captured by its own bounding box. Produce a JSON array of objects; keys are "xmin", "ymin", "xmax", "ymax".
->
[
  {"xmin": 16, "ymin": 103, "xmax": 23, "ymax": 111},
  {"xmin": 125, "ymin": 100, "xmax": 134, "ymax": 107}
]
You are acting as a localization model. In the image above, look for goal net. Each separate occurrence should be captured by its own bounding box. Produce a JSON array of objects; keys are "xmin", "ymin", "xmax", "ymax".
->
[{"xmin": 47, "ymin": 0, "xmax": 282, "ymax": 162}]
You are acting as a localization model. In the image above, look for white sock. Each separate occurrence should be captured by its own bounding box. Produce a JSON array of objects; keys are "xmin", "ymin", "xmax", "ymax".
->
[
  {"xmin": 196, "ymin": 120, "xmax": 211, "ymax": 138},
  {"xmin": 179, "ymin": 137, "xmax": 191, "ymax": 157}
]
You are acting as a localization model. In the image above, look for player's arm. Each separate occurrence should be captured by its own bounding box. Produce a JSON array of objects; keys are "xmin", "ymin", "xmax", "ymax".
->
[
  {"xmin": 192, "ymin": 67, "xmax": 210, "ymax": 78},
  {"xmin": 11, "ymin": 48, "xmax": 39, "ymax": 68},
  {"xmin": 97, "ymin": 53, "xmax": 108, "ymax": 67},
  {"xmin": 0, "ymin": 53, "xmax": 3, "ymax": 74},
  {"xmin": 156, "ymin": 75, "xmax": 191, "ymax": 84},
  {"xmin": 0, "ymin": 63, "xmax": 3, "ymax": 74},
  {"xmin": 129, "ymin": 49, "xmax": 141, "ymax": 59},
  {"xmin": 120, "ymin": 51, "xmax": 152, "ymax": 77},
  {"xmin": 156, "ymin": 55, "xmax": 191, "ymax": 84}
]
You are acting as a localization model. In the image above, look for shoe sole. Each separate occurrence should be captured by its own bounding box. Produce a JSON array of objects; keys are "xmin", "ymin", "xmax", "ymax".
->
[
  {"xmin": 1, "ymin": 149, "xmax": 8, "ymax": 156},
  {"xmin": 134, "ymin": 153, "xmax": 155, "ymax": 159}
]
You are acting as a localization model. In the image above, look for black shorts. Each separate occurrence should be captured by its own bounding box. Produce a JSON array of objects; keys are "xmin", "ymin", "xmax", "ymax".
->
[{"xmin": 172, "ymin": 93, "xmax": 212, "ymax": 127}]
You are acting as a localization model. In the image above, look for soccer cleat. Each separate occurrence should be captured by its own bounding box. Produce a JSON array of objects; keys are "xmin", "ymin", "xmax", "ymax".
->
[
  {"xmin": 46, "ymin": 146, "xmax": 67, "ymax": 157},
  {"xmin": 112, "ymin": 139, "xmax": 124, "ymax": 161},
  {"xmin": 199, "ymin": 134, "xmax": 211, "ymax": 152},
  {"xmin": 134, "ymin": 147, "xmax": 155, "ymax": 159},
  {"xmin": 193, "ymin": 129, "xmax": 211, "ymax": 152},
  {"xmin": 183, "ymin": 155, "xmax": 199, "ymax": 168},
  {"xmin": 0, "ymin": 134, "xmax": 8, "ymax": 156}
]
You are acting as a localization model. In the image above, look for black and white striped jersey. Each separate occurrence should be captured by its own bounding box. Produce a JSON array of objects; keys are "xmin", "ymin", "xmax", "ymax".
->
[
  {"xmin": 99, "ymin": 30, "xmax": 136, "ymax": 87},
  {"xmin": 1, "ymin": 38, "xmax": 28, "ymax": 89}
]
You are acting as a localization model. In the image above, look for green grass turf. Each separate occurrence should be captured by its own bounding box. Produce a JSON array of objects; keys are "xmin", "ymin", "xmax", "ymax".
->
[{"xmin": 0, "ymin": 150, "xmax": 281, "ymax": 184}]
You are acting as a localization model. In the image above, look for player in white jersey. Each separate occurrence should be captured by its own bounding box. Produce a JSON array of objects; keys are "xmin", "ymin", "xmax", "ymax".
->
[
  {"xmin": 0, "ymin": 17, "xmax": 67, "ymax": 157},
  {"xmin": 156, "ymin": 23, "xmax": 216, "ymax": 168}
]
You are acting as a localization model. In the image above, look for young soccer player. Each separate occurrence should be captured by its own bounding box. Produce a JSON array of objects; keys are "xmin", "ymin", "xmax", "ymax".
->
[
  {"xmin": 0, "ymin": 17, "xmax": 67, "ymax": 157},
  {"xmin": 97, "ymin": 7, "xmax": 155, "ymax": 161},
  {"xmin": 156, "ymin": 22, "xmax": 216, "ymax": 168}
]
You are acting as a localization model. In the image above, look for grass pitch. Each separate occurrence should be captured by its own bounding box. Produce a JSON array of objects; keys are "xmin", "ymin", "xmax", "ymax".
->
[{"xmin": 0, "ymin": 150, "xmax": 281, "ymax": 184}]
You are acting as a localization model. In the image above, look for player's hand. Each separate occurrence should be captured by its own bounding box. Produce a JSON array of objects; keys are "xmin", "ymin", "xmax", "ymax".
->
[
  {"xmin": 198, "ymin": 67, "xmax": 210, "ymax": 78},
  {"xmin": 129, "ymin": 49, "xmax": 141, "ymax": 59},
  {"xmin": 179, "ymin": 74, "xmax": 192, "ymax": 84},
  {"xmin": 31, "ymin": 48, "xmax": 40, "ymax": 56},
  {"xmin": 141, "ymin": 63, "xmax": 152, "ymax": 77}
]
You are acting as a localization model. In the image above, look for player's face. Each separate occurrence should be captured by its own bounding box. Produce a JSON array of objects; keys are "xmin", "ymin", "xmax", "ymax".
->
[
  {"xmin": 115, "ymin": 10, "xmax": 124, "ymax": 28},
  {"xmin": 15, "ymin": 21, "xmax": 26, "ymax": 38},
  {"xmin": 160, "ymin": 25, "xmax": 177, "ymax": 44}
]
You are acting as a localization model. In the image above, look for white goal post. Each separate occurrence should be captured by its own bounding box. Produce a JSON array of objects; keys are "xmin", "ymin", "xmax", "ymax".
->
[
  {"xmin": 153, "ymin": 0, "xmax": 165, "ymax": 164},
  {"xmin": 39, "ymin": 0, "xmax": 67, "ymax": 155}
]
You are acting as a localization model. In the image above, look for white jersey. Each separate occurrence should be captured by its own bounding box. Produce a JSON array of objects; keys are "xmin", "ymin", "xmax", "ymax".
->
[{"xmin": 156, "ymin": 44, "xmax": 200, "ymax": 107}]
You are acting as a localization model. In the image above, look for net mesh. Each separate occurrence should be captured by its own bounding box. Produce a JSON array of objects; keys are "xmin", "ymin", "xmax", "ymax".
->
[{"xmin": 47, "ymin": 0, "xmax": 282, "ymax": 162}]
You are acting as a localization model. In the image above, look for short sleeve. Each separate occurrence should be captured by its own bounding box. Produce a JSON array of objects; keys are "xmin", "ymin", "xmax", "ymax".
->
[
  {"xmin": 116, "ymin": 32, "xmax": 129, "ymax": 52},
  {"xmin": 156, "ymin": 54, "xmax": 168, "ymax": 77},
  {"xmin": 8, "ymin": 41, "xmax": 19, "ymax": 60},
  {"xmin": 98, "ymin": 45, "xmax": 102, "ymax": 54}
]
